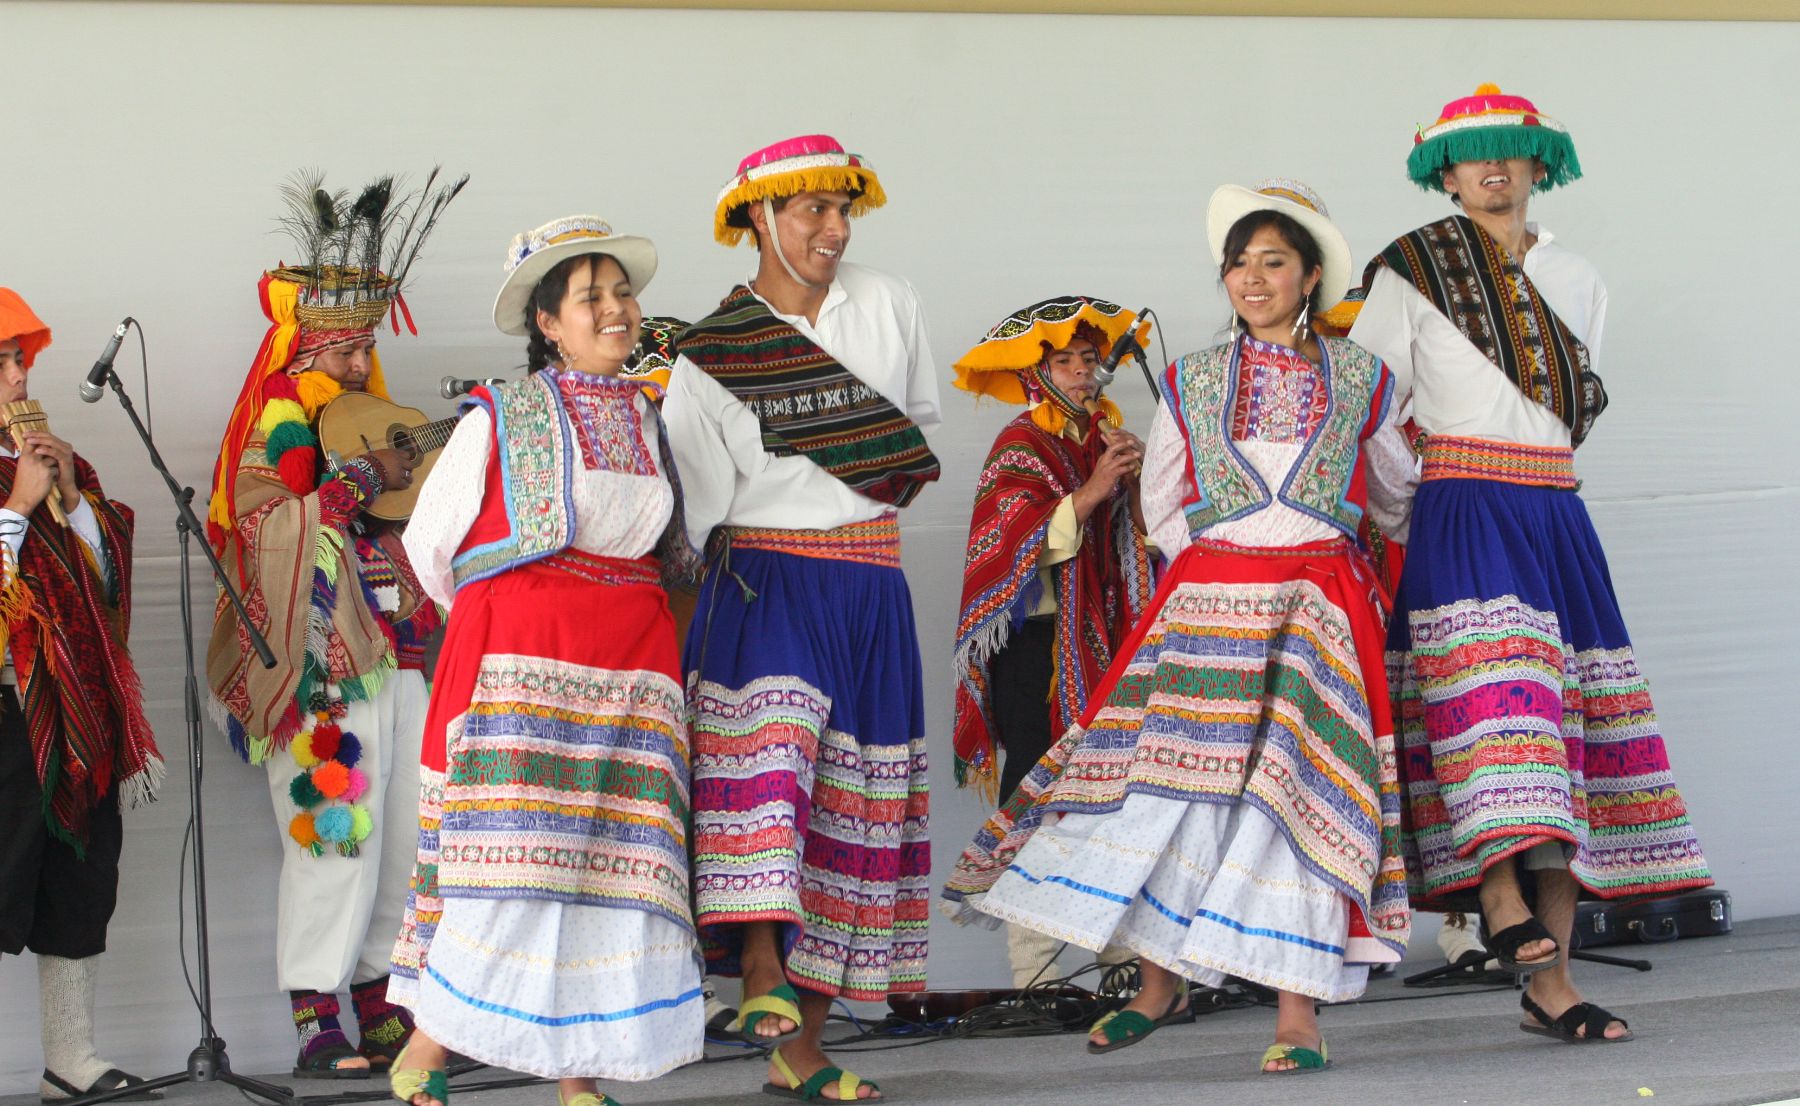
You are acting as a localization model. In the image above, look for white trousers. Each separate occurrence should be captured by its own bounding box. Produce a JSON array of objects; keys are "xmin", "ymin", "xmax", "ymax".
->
[{"xmin": 262, "ymin": 671, "xmax": 427, "ymax": 992}]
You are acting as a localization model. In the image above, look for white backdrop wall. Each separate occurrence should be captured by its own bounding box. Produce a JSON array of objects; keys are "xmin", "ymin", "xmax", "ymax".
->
[{"xmin": 0, "ymin": 1, "xmax": 1794, "ymax": 1090}]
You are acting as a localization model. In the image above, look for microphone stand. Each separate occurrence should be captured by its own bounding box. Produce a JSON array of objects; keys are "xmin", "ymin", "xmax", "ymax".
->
[{"xmin": 68, "ymin": 368, "xmax": 292, "ymax": 1106}]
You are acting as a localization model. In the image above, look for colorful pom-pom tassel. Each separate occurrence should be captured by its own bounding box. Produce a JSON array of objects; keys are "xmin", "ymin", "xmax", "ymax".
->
[
  {"xmin": 336, "ymin": 733, "xmax": 362, "ymax": 769},
  {"xmin": 289, "ymin": 772, "xmax": 323, "ymax": 809},
  {"xmin": 315, "ymin": 804, "xmax": 354, "ymax": 843},
  {"xmin": 312, "ymin": 759, "xmax": 350, "ymax": 799},
  {"xmin": 264, "ymin": 419, "xmax": 318, "ymax": 464},
  {"xmin": 288, "ymin": 811, "xmax": 320, "ymax": 848},
  {"xmin": 349, "ymin": 805, "xmax": 374, "ymax": 843},
  {"xmin": 277, "ymin": 445, "xmax": 319, "ymax": 494},
  {"xmin": 342, "ymin": 767, "xmax": 369, "ymax": 802},
  {"xmin": 294, "ymin": 371, "xmax": 344, "ymax": 417},
  {"xmin": 258, "ymin": 398, "xmax": 309, "ymax": 437},
  {"xmin": 291, "ymin": 730, "xmax": 320, "ymax": 768},
  {"xmin": 310, "ymin": 723, "xmax": 343, "ymax": 762}
]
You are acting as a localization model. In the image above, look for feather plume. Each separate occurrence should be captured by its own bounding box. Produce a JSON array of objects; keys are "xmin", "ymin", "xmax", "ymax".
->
[
  {"xmin": 350, "ymin": 176, "xmax": 394, "ymax": 295},
  {"xmin": 387, "ymin": 171, "xmax": 468, "ymax": 293},
  {"xmin": 274, "ymin": 170, "xmax": 344, "ymax": 298}
]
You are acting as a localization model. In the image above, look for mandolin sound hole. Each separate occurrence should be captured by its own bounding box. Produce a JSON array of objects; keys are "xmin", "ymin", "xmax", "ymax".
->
[{"xmin": 390, "ymin": 424, "xmax": 420, "ymax": 460}]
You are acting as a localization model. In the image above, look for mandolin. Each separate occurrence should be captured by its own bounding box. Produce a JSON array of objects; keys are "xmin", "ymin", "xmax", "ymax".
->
[{"xmin": 315, "ymin": 392, "xmax": 460, "ymax": 522}]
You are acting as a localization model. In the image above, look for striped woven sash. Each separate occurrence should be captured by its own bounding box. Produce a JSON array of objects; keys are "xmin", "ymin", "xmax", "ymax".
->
[
  {"xmin": 1420, "ymin": 435, "xmax": 1578, "ymax": 489},
  {"xmin": 678, "ymin": 285, "xmax": 939, "ymax": 507},
  {"xmin": 728, "ymin": 514, "xmax": 901, "ymax": 569}
]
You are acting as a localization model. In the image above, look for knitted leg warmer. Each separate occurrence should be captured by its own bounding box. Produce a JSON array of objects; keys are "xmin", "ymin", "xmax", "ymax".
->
[
  {"xmin": 38, "ymin": 955, "xmax": 112, "ymax": 1096},
  {"xmin": 290, "ymin": 990, "xmax": 353, "ymax": 1064},
  {"xmin": 349, "ymin": 976, "xmax": 413, "ymax": 1059}
]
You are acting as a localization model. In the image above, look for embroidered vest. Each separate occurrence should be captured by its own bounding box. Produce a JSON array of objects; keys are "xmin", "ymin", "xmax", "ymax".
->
[
  {"xmin": 1159, "ymin": 336, "xmax": 1387, "ymax": 541},
  {"xmin": 449, "ymin": 371, "xmax": 577, "ymax": 588}
]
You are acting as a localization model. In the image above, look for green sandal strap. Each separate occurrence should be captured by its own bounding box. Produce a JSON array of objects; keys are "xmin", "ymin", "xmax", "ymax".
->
[
  {"xmin": 559, "ymin": 1093, "xmax": 622, "ymax": 1106},
  {"xmin": 1095, "ymin": 1009, "xmax": 1155, "ymax": 1044},
  {"xmin": 389, "ymin": 1067, "xmax": 448, "ymax": 1106},
  {"xmin": 796, "ymin": 1066, "xmax": 878, "ymax": 1102},
  {"xmin": 736, "ymin": 983, "xmax": 804, "ymax": 1035},
  {"xmin": 1260, "ymin": 1042, "xmax": 1328, "ymax": 1071}
]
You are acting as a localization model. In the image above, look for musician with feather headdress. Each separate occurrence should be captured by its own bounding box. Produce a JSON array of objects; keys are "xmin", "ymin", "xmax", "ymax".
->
[{"xmin": 204, "ymin": 170, "xmax": 465, "ymax": 1079}]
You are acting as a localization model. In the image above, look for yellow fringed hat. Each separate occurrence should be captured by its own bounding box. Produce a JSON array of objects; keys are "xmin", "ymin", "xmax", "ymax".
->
[
  {"xmin": 953, "ymin": 296, "xmax": 1149, "ymax": 405},
  {"xmin": 714, "ymin": 134, "xmax": 886, "ymax": 248}
]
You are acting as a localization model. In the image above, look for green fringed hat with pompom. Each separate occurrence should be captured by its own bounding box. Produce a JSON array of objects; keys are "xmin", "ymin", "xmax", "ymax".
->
[{"xmin": 1407, "ymin": 83, "xmax": 1581, "ymax": 194}]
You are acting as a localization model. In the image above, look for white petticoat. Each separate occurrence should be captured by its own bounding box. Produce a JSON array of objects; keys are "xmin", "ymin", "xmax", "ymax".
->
[
  {"xmin": 410, "ymin": 898, "xmax": 704, "ymax": 1081},
  {"xmin": 972, "ymin": 793, "xmax": 1387, "ymax": 1002}
]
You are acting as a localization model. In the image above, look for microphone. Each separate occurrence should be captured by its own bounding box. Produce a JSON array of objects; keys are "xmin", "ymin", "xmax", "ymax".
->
[
  {"xmin": 1093, "ymin": 308, "xmax": 1152, "ymax": 387},
  {"xmin": 78, "ymin": 318, "xmax": 133, "ymax": 403},
  {"xmin": 441, "ymin": 375, "xmax": 507, "ymax": 400}
]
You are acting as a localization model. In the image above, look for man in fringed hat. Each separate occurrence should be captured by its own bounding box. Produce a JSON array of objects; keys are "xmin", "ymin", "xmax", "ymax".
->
[
  {"xmin": 206, "ymin": 171, "xmax": 463, "ymax": 1077},
  {"xmin": 0, "ymin": 288, "xmax": 164, "ymax": 1103},
  {"xmin": 947, "ymin": 296, "xmax": 1155, "ymax": 987},
  {"xmin": 1351, "ymin": 86, "xmax": 1711, "ymax": 1043},
  {"xmin": 663, "ymin": 134, "xmax": 940, "ymax": 1101}
]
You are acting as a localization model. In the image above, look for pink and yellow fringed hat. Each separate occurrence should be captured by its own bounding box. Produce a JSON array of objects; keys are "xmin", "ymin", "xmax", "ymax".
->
[
  {"xmin": 1408, "ymin": 83, "xmax": 1581, "ymax": 194},
  {"xmin": 714, "ymin": 134, "xmax": 887, "ymax": 247}
]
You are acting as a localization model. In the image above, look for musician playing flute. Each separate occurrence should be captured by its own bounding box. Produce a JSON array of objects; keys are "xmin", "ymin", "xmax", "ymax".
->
[
  {"xmin": 0, "ymin": 287, "xmax": 166, "ymax": 1103},
  {"xmin": 205, "ymin": 172, "xmax": 461, "ymax": 1079},
  {"xmin": 945, "ymin": 297, "xmax": 1154, "ymax": 986}
]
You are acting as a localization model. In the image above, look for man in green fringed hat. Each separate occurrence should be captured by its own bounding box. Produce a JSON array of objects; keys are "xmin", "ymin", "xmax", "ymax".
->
[{"xmin": 1352, "ymin": 85, "xmax": 1713, "ymax": 1046}]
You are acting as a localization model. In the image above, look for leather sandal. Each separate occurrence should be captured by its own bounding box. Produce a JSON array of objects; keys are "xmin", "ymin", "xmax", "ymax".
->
[
  {"xmin": 293, "ymin": 1041, "xmax": 372, "ymax": 1080},
  {"xmin": 41, "ymin": 1068, "xmax": 164, "ymax": 1103},
  {"xmin": 1086, "ymin": 985, "xmax": 1192, "ymax": 1055},
  {"xmin": 1260, "ymin": 1040, "xmax": 1330, "ymax": 1074},
  {"xmin": 389, "ymin": 1040, "xmax": 450, "ymax": 1106},
  {"xmin": 733, "ymin": 982, "xmax": 805, "ymax": 1044},
  {"xmin": 1481, "ymin": 916, "xmax": 1563, "ymax": 974},
  {"xmin": 763, "ymin": 1046, "xmax": 881, "ymax": 1101},
  {"xmin": 1520, "ymin": 993, "xmax": 1633, "ymax": 1043}
]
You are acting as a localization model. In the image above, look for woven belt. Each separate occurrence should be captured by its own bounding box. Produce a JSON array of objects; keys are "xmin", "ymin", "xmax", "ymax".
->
[
  {"xmin": 727, "ymin": 513, "xmax": 901, "ymax": 568},
  {"xmin": 1420, "ymin": 435, "xmax": 1578, "ymax": 490},
  {"xmin": 541, "ymin": 549, "xmax": 660, "ymax": 587}
]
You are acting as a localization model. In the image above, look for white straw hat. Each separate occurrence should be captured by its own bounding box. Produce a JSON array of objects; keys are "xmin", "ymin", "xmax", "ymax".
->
[
  {"xmin": 1205, "ymin": 179, "xmax": 1352, "ymax": 309},
  {"xmin": 493, "ymin": 215, "xmax": 658, "ymax": 336}
]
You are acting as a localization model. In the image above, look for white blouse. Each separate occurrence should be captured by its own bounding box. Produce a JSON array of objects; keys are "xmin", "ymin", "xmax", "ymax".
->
[
  {"xmin": 1349, "ymin": 223, "xmax": 1608, "ymax": 449},
  {"xmin": 660, "ymin": 262, "xmax": 942, "ymax": 551},
  {"xmin": 402, "ymin": 382, "xmax": 675, "ymax": 610}
]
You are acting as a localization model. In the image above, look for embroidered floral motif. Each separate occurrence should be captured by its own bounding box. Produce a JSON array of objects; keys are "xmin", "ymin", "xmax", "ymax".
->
[
  {"xmin": 1230, "ymin": 337, "xmax": 1328, "ymax": 444},
  {"xmin": 560, "ymin": 371, "xmax": 657, "ymax": 476}
]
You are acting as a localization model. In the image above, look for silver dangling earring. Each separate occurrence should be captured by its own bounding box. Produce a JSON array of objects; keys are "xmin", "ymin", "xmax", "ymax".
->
[
  {"xmin": 1291, "ymin": 301, "xmax": 1310, "ymax": 340},
  {"xmin": 556, "ymin": 340, "xmax": 576, "ymax": 370},
  {"xmin": 1230, "ymin": 314, "xmax": 1240, "ymax": 343}
]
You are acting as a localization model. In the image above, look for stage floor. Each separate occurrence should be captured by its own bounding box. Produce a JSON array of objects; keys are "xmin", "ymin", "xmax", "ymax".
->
[{"xmin": 10, "ymin": 915, "xmax": 1797, "ymax": 1106}]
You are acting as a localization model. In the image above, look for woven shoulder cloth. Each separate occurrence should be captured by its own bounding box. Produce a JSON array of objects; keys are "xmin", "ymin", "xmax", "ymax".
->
[
  {"xmin": 1365, "ymin": 214, "xmax": 1607, "ymax": 445},
  {"xmin": 677, "ymin": 284, "xmax": 939, "ymax": 507},
  {"xmin": 0, "ymin": 455, "xmax": 161, "ymax": 849},
  {"xmin": 950, "ymin": 414, "xmax": 1151, "ymax": 798}
]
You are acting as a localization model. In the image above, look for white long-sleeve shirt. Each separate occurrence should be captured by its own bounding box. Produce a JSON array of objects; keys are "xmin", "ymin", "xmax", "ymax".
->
[
  {"xmin": 661, "ymin": 262, "xmax": 941, "ymax": 551},
  {"xmin": 1349, "ymin": 223, "xmax": 1608, "ymax": 448}
]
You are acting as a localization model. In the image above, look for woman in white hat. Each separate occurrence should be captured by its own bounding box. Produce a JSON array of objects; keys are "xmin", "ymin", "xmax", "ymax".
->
[
  {"xmin": 941, "ymin": 181, "xmax": 1418, "ymax": 1073},
  {"xmin": 385, "ymin": 217, "xmax": 705, "ymax": 1106}
]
